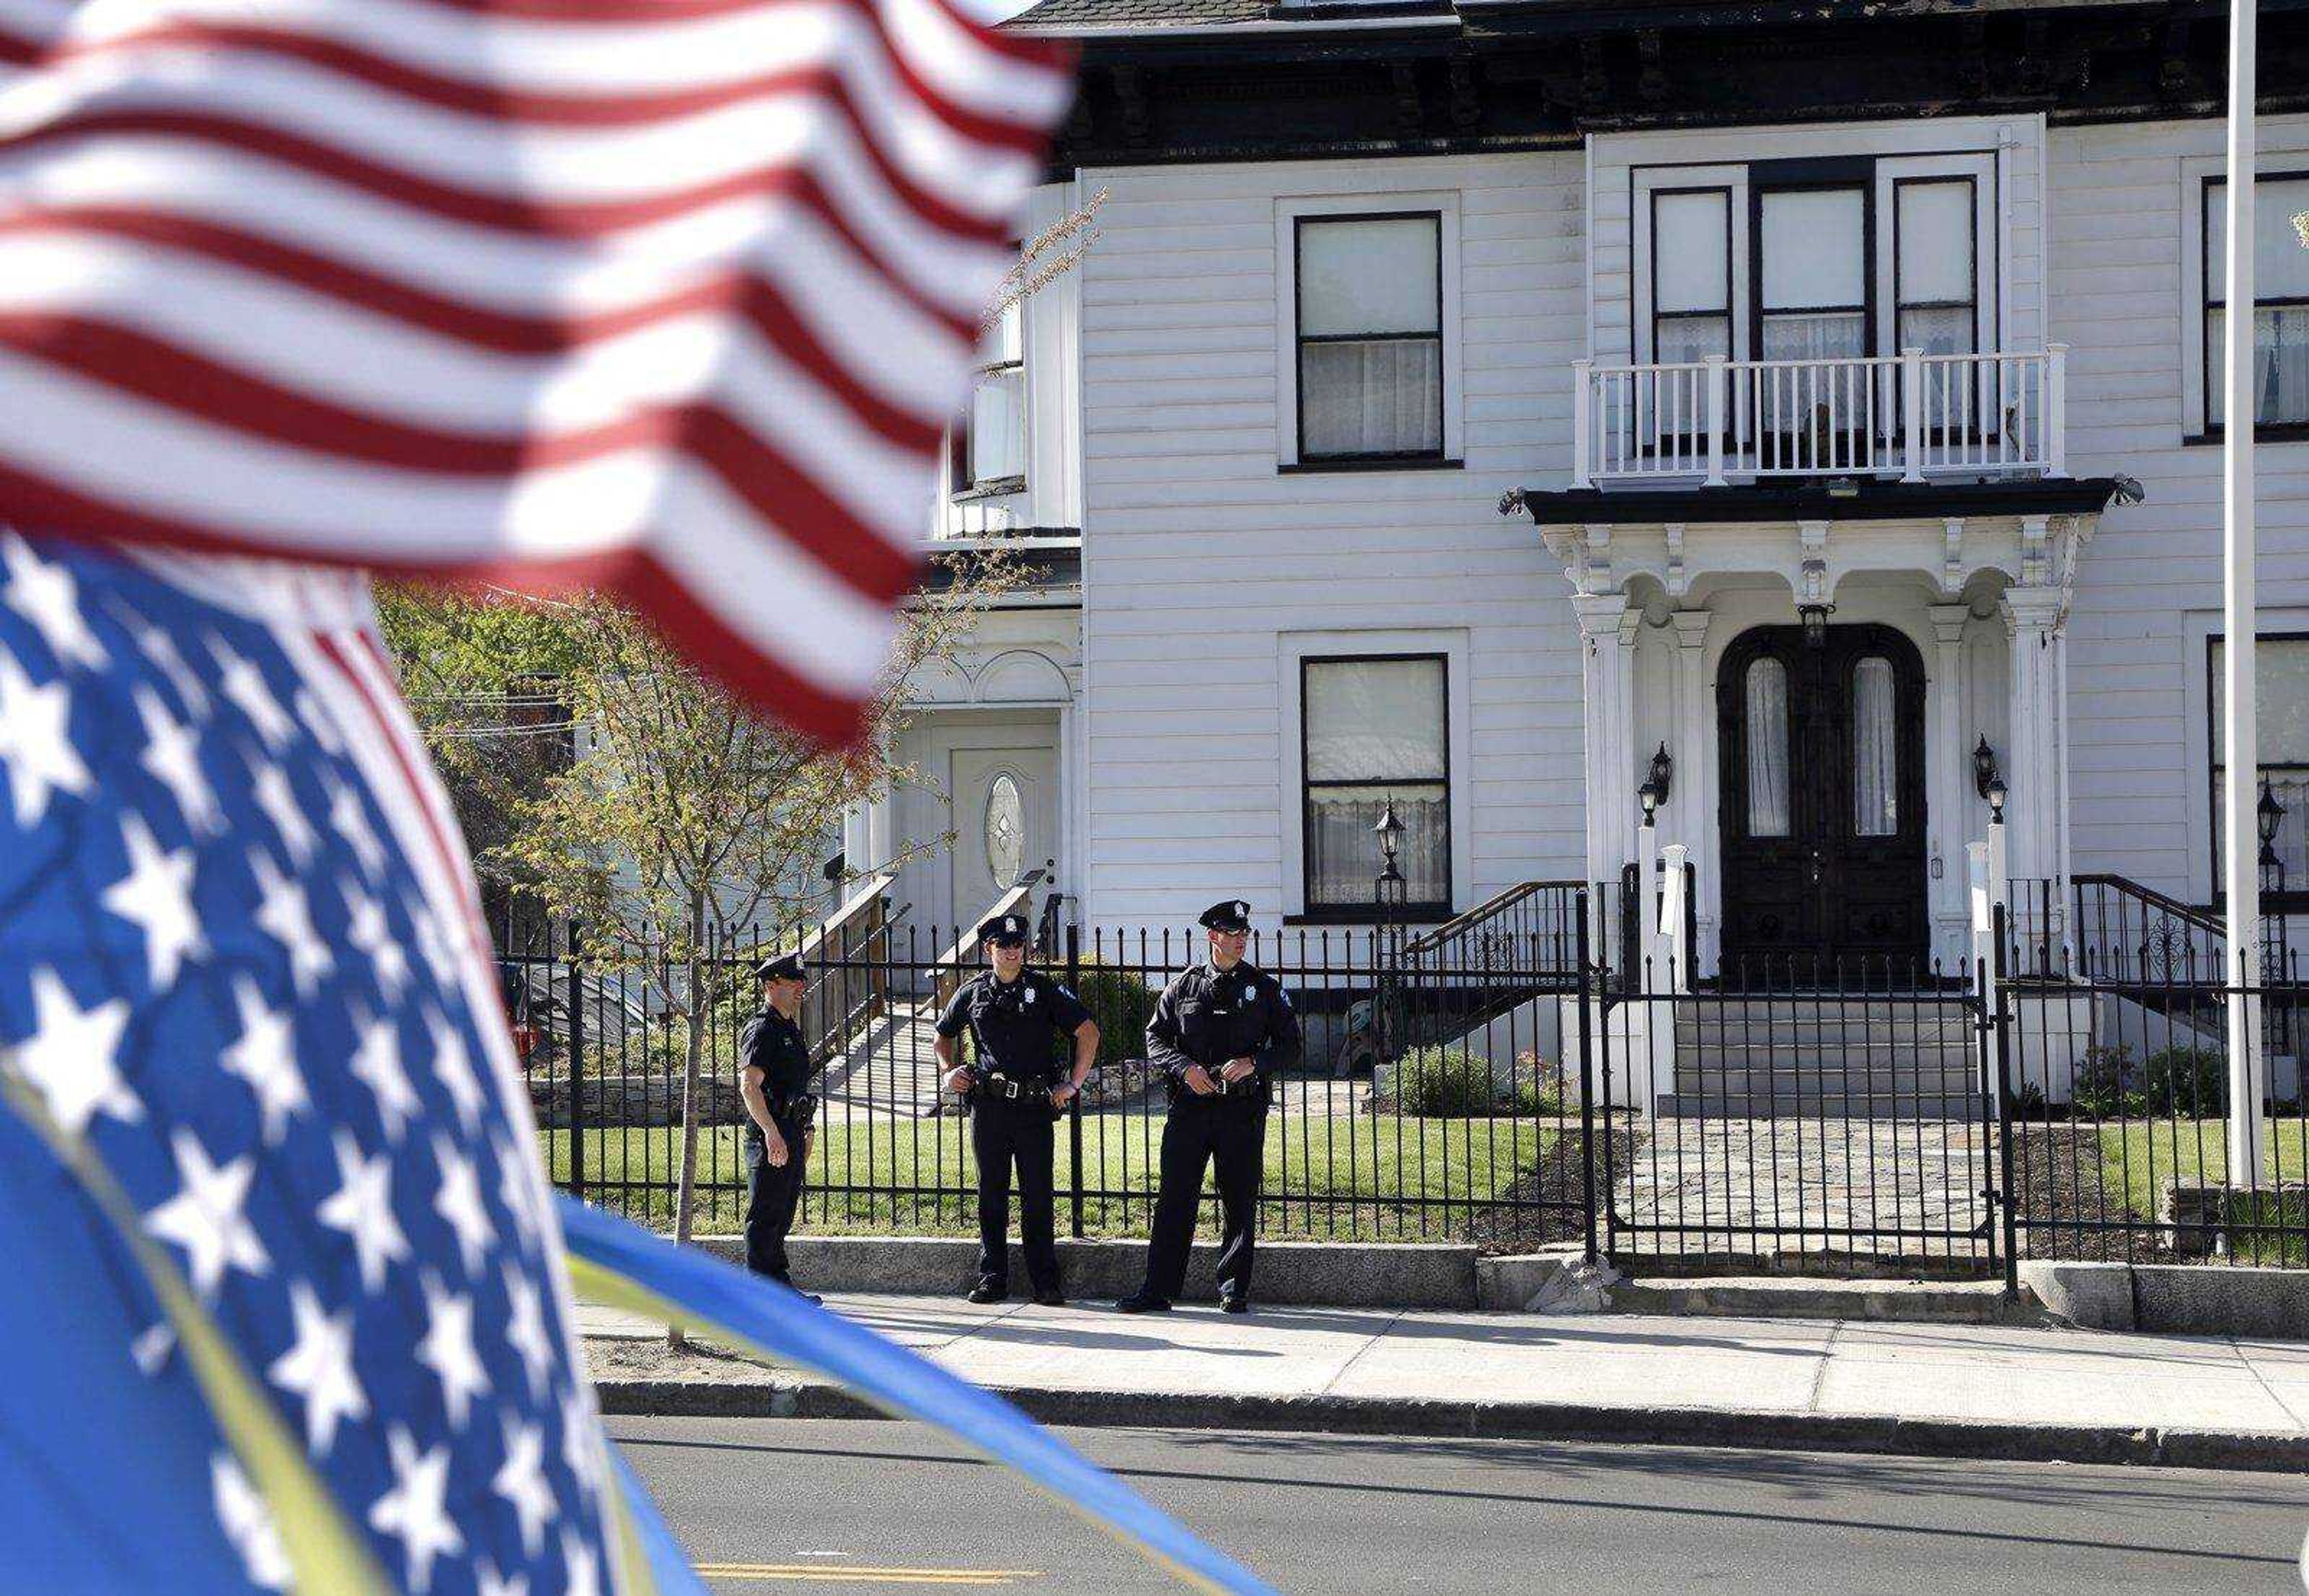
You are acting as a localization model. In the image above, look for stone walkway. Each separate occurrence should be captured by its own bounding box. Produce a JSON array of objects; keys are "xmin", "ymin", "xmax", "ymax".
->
[{"xmin": 1611, "ymin": 1116, "xmax": 1993, "ymax": 1262}]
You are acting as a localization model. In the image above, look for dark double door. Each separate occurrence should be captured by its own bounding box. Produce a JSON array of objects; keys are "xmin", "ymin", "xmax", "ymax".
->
[{"xmin": 1716, "ymin": 624, "xmax": 1930, "ymax": 982}]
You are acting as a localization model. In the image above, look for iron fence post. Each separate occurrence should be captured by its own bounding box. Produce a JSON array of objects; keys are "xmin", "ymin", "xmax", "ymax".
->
[
  {"xmin": 567, "ymin": 918, "xmax": 587, "ymax": 1203},
  {"xmin": 1992, "ymin": 904, "xmax": 2019, "ymax": 1298},
  {"xmin": 1575, "ymin": 891, "xmax": 1599, "ymax": 1264},
  {"xmin": 1066, "ymin": 921, "xmax": 1086, "ymax": 1240}
]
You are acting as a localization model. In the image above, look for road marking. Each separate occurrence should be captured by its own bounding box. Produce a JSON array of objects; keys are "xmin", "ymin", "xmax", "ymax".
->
[{"xmin": 693, "ymin": 1564, "xmax": 1040, "ymax": 1586}]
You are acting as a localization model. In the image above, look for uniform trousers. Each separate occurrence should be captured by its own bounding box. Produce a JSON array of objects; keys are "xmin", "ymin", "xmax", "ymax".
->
[
  {"xmin": 1141, "ymin": 1093, "xmax": 1267, "ymax": 1301},
  {"xmin": 970, "ymin": 1093, "xmax": 1061, "ymax": 1291},
  {"xmin": 743, "ymin": 1111, "xmax": 808, "ymax": 1283}
]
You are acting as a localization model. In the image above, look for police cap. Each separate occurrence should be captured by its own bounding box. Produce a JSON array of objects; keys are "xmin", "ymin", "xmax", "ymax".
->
[
  {"xmin": 1198, "ymin": 899, "xmax": 1253, "ymax": 933},
  {"xmin": 978, "ymin": 913, "xmax": 1029, "ymax": 947},
  {"xmin": 755, "ymin": 952, "xmax": 805, "ymax": 983}
]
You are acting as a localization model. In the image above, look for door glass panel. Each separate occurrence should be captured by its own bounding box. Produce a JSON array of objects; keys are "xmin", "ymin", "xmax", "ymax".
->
[
  {"xmin": 984, "ymin": 773, "xmax": 1025, "ymax": 889},
  {"xmin": 1853, "ymin": 656, "xmax": 1898, "ymax": 836},
  {"xmin": 1745, "ymin": 657, "xmax": 1791, "ymax": 838}
]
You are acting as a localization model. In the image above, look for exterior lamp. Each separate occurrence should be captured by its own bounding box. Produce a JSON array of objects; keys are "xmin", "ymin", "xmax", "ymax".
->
[
  {"xmin": 2258, "ymin": 776, "xmax": 2285, "ymax": 866},
  {"xmin": 1374, "ymin": 799, "xmax": 1403, "ymax": 873},
  {"xmin": 1985, "ymin": 779, "xmax": 2007, "ymax": 825},
  {"xmin": 1637, "ymin": 780, "xmax": 1661, "ymax": 826},
  {"xmin": 1972, "ymin": 735, "xmax": 2000, "ymax": 800},
  {"xmin": 1648, "ymin": 742, "xmax": 1675, "ymax": 806},
  {"xmin": 1798, "ymin": 603, "xmax": 1834, "ymax": 649}
]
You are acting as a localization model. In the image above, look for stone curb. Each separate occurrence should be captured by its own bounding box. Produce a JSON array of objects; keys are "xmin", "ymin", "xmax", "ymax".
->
[{"xmin": 589, "ymin": 1375, "xmax": 2309, "ymax": 1475}]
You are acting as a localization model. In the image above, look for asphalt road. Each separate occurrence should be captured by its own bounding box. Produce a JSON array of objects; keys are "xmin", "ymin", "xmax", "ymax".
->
[{"xmin": 613, "ymin": 1416, "xmax": 2309, "ymax": 1595}]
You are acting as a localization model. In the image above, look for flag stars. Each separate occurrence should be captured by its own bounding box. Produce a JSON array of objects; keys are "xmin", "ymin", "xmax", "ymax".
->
[
  {"xmin": 220, "ymin": 977, "xmax": 307, "ymax": 1144},
  {"xmin": 415, "ymin": 1269, "xmax": 491, "ymax": 1431},
  {"xmin": 135, "ymin": 683, "xmax": 220, "ymax": 834},
  {"xmin": 316, "ymin": 1129, "xmax": 409, "ymax": 1292},
  {"xmin": 210, "ymin": 1455, "xmax": 289, "ymax": 1592},
  {"xmin": 560, "ymin": 1527, "xmax": 603, "ymax": 1596},
  {"xmin": 428, "ymin": 1005, "xmax": 487, "ymax": 1134},
  {"xmin": 0, "ymin": 651, "xmax": 90, "ymax": 827},
  {"xmin": 215, "ymin": 639, "xmax": 297, "ymax": 750},
  {"xmin": 2, "ymin": 533, "xmax": 107, "ymax": 670},
  {"xmin": 347, "ymin": 883, "xmax": 409, "ymax": 1002},
  {"xmin": 251, "ymin": 852, "xmax": 332, "ymax": 996},
  {"xmin": 350, "ymin": 1011, "xmax": 419, "ymax": 1143},
  {"xmin": 491, "ymin": 1416, "xmax": 557, "ymax": 1556},
  {"xmin": 369, "ymin": 1428, "xmax": 464, "ymax": 1595},
  {"xmin": 503, "ymin": 1263, "xmax": 557, "ymax": 1401},
  {"xmin": 4, "ymin": 967, "xmax": 139, "ymax": 1138},
  {"xmin": 102, "ymin": 814, "xmax": 204, "ymax": 991},
  {"xmin": 328, "ymin": 773, "xmax": 389, "ymax": 881},
  {"xmin": 266, "ymin": 1281, "xmax": 367, "ymax": 1456},
  {"xmin": 145, "ymin": 1128, "xmax": 269, "ymax": 1297},
  {"xmin": 431, "ymin": 1133, "xmax": 497, "ymax": 1277},
  {"xmin": 253, "ymin": 763, "xmax": 319, "ymax": 865}
]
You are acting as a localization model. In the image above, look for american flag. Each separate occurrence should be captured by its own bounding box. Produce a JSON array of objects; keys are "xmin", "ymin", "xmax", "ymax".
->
[
  {"xmin": 0, "ymin": 530, "xmax": 610, "ymax": 1594},
  {"xmin": 0, "ymin": 0, "xmax": 1072, "ymax": 744}
]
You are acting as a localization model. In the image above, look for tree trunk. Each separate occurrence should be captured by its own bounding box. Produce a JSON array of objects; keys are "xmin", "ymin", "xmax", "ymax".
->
[{"xmin": 667, "ymin": 897, "xmax": 710, "ymax": 1350}]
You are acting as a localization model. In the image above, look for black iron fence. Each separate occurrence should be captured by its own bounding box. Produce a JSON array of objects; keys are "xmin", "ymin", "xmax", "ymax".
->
[{"xmin": 503, "ymin": 893, "xmax": 2309, "ymax": 1280}]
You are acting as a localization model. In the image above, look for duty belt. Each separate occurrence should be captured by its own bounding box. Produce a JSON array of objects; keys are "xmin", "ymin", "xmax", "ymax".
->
[
  {"xmin": 979, "ymin": 1072, "xmax": 1046, "ymax": 1099},
  {"xmin": 1208, "ymin": 1071, "xmax": 1257, "ymax": 1097}
]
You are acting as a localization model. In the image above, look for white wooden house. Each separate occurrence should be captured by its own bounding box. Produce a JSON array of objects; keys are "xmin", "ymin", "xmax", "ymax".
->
[{"xmin": 843, "ymin": 0, "xmax": 2309, "ymax": 987}]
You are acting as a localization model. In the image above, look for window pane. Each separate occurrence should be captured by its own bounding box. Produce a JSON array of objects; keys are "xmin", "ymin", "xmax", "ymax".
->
[
  {"xmin": 979, "ymin": 298, "xmax": 1022, "ymax": 367},
  {"xmin": 1306, "ymin": 657, "xmax": 1447, "ymax": 781},
  {"xmin": 1898, "ymin": 304, "xmax": 1973, "ymax": 358},
  {"xmin": 1656, "ymin": 314, "xmax": 1731, "ymax": 365},
  {"xmin": 2212, "ymin": 637, "xmax": 2309, "ymax": 764},
  {"xmin": 1654, "ymin": 191, "xmax": 1730, "ymax": 315},
  {"xmin": 1307, "ymin": 784, "xmax": 1449, "ymax": 907},
  {"xmin": 1300, "ymin": 339, "xmax": 1443, "ymax": 457},
  {"xmin": 1761, "ymin": 189, "xmax": 1865, "ymax": 309},
  {"xmin": 2213, "ymin": 769, "xmax": 2309, "ymax": 885},
  {"xmin": 1897, "ymin": 180, "xmax": 1974, "ymax": 305},
  {"xmin": 1299, "ymin": 216, "xmax": 1440, "ymax": 337},
  {"xmin": 1746, "ymin": 657, "xmax": 1790, "ymax": 838},
  {"xmin": 2208, "ymin": 306, "xmax": 2309, "ymax": 426},
  {"xmin": 1853, "ymin": 656, "xmax": 1898, "ymax": 836},
  {"xmin": 967, "ymin": 367, "xmax": 1023, "ymax": 482},
  {"xmin": 1760, "ymin": 311, "xmax": 1866, "ymax": 361},
  {"xmin": 2207, "ymin": 177, "xmax": 2309, "ymax": 301}
]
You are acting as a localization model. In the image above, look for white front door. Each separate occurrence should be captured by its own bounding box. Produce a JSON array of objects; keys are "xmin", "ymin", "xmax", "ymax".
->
[{"xmin": 948, "ymin": 744, "xmax": 1058, "ymax": 933}]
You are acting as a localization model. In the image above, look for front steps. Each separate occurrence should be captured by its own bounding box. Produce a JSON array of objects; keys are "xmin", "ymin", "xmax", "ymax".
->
[{"xmin": 1657, "ymin": 998, "xmax": 1984, "ymax": 1119}]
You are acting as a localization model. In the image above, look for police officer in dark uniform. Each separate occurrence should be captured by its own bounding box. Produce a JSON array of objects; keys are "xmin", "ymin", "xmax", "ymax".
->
[
  {"xmin": 935, "ymin": 912, "xmax": 1100, "ymax": 1306},
  {"xmin": 1117, "ymin": 899, "xmax": 1301, "ymax": 1315},
  {"xmin": 739, "ymin": 953, "xmax": 821, "ymax": 1304}
]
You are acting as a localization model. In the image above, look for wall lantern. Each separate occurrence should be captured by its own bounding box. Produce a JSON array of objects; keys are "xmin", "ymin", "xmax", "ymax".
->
[
  {"xmin": 1374, "ymin": 799, "xmax": 1403, "ymax": 868},
  {"xmin": 1972, "ymin": 735, "xmax": 2001, "ymax": 801},
  {"xmin": 1986, "ymin": 779, "xmax": 2008, "ymax": 824},
  {"xmin": 1648, "ymin": 742, "xmax": 1675, "ymax": 806},
  {"xmin": 1798, "ymin": 603, "xmax": 1834, "ymax": 649},
  {"xmin": 2258, "ymin": 776, "xmax": 2286, "ymax": 865}
]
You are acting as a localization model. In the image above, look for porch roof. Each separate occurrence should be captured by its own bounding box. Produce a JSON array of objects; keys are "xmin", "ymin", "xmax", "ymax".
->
[{"xmin": 1504, "ymin": 477, "xmax": 2126, "ymax": 530}]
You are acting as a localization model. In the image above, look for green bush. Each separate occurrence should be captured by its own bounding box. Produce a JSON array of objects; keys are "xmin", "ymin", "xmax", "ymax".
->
[
  {"xmin": 2143, "ymin": 1045, "xmax": 2227, "ymax": 1115},
  {"xmin": 1067, "ymin": 960, "xmax": 1160, "ymax": 1070},
  {"xmin": 2071, "ymin": 1045, "xmax": 2143, "ymax": 1118},
  {"xmin": 1397, "ymin": 1046, "xmax": 1498, "ymax": 1117},
  {"xmin": 1503, "ymin": 1049, "xmax": 1569, "ymax": 1116}
]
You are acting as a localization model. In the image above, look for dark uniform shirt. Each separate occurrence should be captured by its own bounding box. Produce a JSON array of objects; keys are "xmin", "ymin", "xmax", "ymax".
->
[
  {"xmin": 740, "ymin": 1006, "xmax": 814, "ymax": 1144},
  {"xmin": 935, "ymin": 969, "xmax": 1091, "ymax": 1084},
  {"xmin": 1145, "ymin": 960, "xmax": 1302, "ymax": 1102}
]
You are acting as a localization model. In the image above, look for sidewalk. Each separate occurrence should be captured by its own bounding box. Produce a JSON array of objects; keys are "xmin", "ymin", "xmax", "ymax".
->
[{"xmin": 578, "ymin": 1294, "xmax": 2309, "ymax": 1473}]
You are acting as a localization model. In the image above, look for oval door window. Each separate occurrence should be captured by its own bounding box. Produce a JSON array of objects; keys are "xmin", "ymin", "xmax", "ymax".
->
[{"xmin": 984, "ymin": 773, "xmax": 1025, "ymax": 888}]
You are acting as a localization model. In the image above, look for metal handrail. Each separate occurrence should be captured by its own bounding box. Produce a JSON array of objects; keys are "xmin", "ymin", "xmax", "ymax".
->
[
  {"xmin": 1399, "ymin": 880, "xmax": 1578, "ymax": 957},
  {"xmin": 928, "ymin": 868, "xmax": 1047, "ymax": 1007}
]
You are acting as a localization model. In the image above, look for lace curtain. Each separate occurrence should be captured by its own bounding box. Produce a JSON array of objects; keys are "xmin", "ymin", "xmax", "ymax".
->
[
  {"xmin": 1746, "ymin": 658, "xmax": 1790, "ymax": 838},
  {"xmin": 1853, "ymin": 656, "xmax": 1898, "ymax": 836},
  {"xmin": 1300, "ymin": 340, "xmax": 1443, "ymax": 458}
]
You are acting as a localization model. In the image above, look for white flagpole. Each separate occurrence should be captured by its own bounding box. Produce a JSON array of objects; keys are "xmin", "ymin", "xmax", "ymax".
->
[{"xmin": 2223, "ymin": 0, "xmax": 2270, "ymax": 1183}]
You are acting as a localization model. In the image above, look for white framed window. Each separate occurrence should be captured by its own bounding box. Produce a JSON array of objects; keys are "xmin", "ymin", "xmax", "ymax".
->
[
  {"xmin": 1275, "ymin": 192, "xmax": 1462, "ymax": 468},
  {"xmin": 952, "ymin": 295, "xmax": 1025, "ymax": 494},
  {"xmin": 1757, "ymin": 186, "xmax": 1869, "ymax": 360},
  {"xmin": 2203, "ymin": 173, "xmax": 2309, "ymax": 432},
  {"xmin": 1633, "ymin": 164, "xmax": 1749, "ymax": 366}
]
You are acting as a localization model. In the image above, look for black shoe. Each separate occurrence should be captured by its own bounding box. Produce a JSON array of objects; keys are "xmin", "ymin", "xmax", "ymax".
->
[
  {"xmin": 1220, "ymin": 1294, "xmax": 1250, "ymax": 1315},
  {"xmin": 967, "ymin": 1279, "xmax": 1007, "ymax": 1304},
  {"xmin": 1114, "ymin": 1292, "xmax": 1171, "ymax": 1314},
  {"xmin": 1032, "ymin": 1287, "xmax": 1067, "ymax": 1308}
]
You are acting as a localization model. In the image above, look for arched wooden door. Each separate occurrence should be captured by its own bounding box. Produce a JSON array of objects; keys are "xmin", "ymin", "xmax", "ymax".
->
[{"xmin": 1716, "ymin": 623, "xmax": 1930, "ymax": 983}]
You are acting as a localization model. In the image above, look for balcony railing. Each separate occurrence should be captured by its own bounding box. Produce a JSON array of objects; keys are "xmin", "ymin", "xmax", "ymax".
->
[{"xmin": 1571, "ymin": 346, "xmax": 2067, "ymax": 488}]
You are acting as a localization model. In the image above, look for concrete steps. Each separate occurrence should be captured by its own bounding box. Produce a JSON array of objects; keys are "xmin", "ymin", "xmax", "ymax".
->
[{"xmin": 1666, "ymin": 997, "xmax": 1982, "ymax": 1119}]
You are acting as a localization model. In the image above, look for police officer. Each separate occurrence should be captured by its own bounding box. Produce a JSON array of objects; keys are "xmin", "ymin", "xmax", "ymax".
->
[
  {"xmin": 935, "ymin": 912, "xmax": 1100, "ymax": 1306},
  {"xmin": 1117, "ymin": 899, "xmax": 1301, "ymax": 1315},
  {"xmin": 739, "ymin": 953, "xmax": 821, "ymax": 1304}
]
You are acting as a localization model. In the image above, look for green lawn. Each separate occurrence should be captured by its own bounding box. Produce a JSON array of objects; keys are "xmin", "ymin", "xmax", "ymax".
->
[
  {"xmin": 543, "ymin": 1114, "xmax": 1556, "ymax": 1241},
  {"xmin": 2094, "ymin": 1118, "xmax": 2309, "ymax": 1265}
]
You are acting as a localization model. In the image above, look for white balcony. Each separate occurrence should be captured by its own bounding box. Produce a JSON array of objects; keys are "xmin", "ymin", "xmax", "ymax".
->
[{"xmin": 1571, "ymin": 346, "xmax": 2067, "ymax": 489}]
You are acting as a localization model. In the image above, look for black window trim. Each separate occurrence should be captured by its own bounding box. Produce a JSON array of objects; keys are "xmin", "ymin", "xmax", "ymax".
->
[
  {"xmin": 2201, "ymin": 170, "xmax": 2309, "ymax": 437},
  {"xmin": 2205, "ymin": 628, "xmax": 2309, "ymax": 907},
  {"xmin": 1299, "ymin": 650, "xmax": 1453, "ymax": 919},
  {"xmin": 1645, "ymin": 183, "xmax": 1735, "ymax": 368},
  {"xmin": 1292, "ymin": 209, "xmax": 1449, "ymax": 467},
  {"xmin": 1889, "ymin": 173, "xmax": 1981, "ymax": 354},
  {"xmin": 1750, "ymin": 177, "xmax": 1876, "ymax": 361}
]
